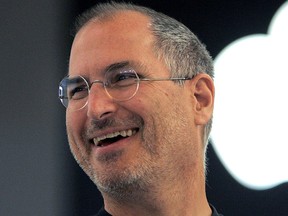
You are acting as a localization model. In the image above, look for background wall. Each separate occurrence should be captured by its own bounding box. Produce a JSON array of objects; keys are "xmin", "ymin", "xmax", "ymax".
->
[
  {"xmin": 1, "ymin": 0, "xmax": 287, "ymax": 215},
  {"xmin": 1, "ymin": 0, "xmax": 74, "ymax": 215}
]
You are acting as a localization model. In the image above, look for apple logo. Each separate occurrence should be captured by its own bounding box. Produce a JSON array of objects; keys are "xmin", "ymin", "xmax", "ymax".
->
[{"xmin": 211, "ymin": 1, "xmax": 288, "ymax": 190}]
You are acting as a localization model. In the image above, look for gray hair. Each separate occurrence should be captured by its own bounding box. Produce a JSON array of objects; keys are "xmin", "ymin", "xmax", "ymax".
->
[{"xmin": 74, "ymin": 2, "xmax": 214, "ymax": 149}]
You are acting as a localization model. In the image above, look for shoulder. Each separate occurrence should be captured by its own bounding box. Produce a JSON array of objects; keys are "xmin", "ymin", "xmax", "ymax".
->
[
  {"xmin": 95, "ymin": 207, "xmax": 112, "ymax": 216},
  {"xmin": 96, "ymin": 205, "xmax": 223, "ymax": 216},
  {"xmin": 211, "ymin": 204, "xmax": 224, "ymax": 216}
]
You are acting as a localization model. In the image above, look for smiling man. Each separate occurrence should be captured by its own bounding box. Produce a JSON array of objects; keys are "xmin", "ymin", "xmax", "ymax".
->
[{"xmin": 59, "ymin": 2, "xmax": 221, "ymax": 216}]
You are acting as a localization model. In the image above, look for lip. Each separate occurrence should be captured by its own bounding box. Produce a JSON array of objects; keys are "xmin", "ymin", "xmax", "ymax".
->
[
  {"xmin": 93, "ymin": 128, "xmax": 137, "ymax": 146},
  {"xmin": 92, "ymin": 134, "xmax": 135, "ymax": 156},
  {"xmin": 88, "ymin": 127, "xmax": 139, "ymax": 154}
]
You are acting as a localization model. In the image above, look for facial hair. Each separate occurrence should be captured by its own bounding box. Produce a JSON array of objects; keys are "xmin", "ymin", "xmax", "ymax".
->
[
  {"xmin": 68, "ymin": 97, "xmax": 196, "ymax": 201},
  {"xmin": 69, "ymin": 112, "xmax": 162, "ymax": 200}
]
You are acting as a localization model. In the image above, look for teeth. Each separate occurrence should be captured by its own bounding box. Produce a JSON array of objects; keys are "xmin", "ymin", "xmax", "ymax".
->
[
  {"xmin": 127, "ymin": 130, "xmax": 132, "ymax": 136},
  {"xmin": 93, "ymin": 129, "xmax": 136, "ymax": 146}
]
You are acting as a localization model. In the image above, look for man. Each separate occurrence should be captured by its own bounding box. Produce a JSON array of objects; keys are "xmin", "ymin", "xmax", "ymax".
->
[{"xmin": 59, "ymin": 2, "xmax": 221, "ymax": 215}]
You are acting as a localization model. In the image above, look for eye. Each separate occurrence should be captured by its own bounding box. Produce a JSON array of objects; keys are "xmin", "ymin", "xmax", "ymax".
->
[
  {"xmin": 107, "ymin": 69, "xmax": 138, "ymax": 88},
  {"xmin": 67, "ymin": 77, "xmax": 89, "ymax": 100},
  {"xmin": 69, "ymin": 85, "xmax": 86, "ymax": 97}
]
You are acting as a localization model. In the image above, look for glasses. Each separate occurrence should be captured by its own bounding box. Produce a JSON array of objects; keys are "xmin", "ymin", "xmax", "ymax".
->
[{"xmin": 58, "ymin": 68, "xmax": 193, "ymax": 111}]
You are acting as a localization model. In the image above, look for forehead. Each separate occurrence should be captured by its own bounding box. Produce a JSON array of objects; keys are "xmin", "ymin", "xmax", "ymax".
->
[{"xmin": 69, "ymin": 11, "xmax": 164, "ymax": 77}]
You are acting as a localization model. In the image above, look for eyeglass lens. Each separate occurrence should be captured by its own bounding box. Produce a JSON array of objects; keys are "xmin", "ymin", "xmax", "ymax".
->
[{"xmin": 59, "ymin": 68, "xmax": 140, "ymax": 110}]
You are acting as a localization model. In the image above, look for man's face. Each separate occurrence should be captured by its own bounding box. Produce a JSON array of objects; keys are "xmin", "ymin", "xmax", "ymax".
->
[{"xmin": 67, "ymin": 12, "xmax": 201, "ymax": 194}]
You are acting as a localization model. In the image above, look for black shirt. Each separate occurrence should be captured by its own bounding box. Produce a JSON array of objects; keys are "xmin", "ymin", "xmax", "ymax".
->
[{"xmin": 96, "ymin": 205, "xmax": 223, "ymax": 216}]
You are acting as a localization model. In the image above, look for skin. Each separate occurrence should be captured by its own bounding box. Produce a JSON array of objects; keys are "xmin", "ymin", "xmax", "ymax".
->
[{"xmin": 67, "ymin": 11, "xmax": 215, "ymax": 216}]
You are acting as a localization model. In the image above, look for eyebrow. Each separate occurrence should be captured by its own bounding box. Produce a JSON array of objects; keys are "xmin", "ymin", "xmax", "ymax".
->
[
  {"xmin": 104, "ymin": 61, "xmax": 130, "ymax": 72},
  {"xmin": 104, "ymin": 60, "xmax": 148, "ymax": 74},
  {"xmin": 66, "ymin": 61, "xmax": 131, "ymax": 77},
  {"xmin": 67, "ymin": 60, "xmax": 148, "ymax": 78}
]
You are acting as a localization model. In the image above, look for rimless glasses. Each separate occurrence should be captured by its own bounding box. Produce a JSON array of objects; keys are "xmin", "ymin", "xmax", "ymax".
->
[{"xmin": 59, "ymin": 67, "xmax": 193, "ymax": 111}]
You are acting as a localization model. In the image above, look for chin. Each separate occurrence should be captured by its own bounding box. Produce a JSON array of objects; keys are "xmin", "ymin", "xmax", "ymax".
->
[{"xmin": 91, "ymin": 160, "xmax": 155, "ymax": 198}]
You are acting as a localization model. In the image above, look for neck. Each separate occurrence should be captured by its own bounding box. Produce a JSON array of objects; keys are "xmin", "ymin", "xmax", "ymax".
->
[{"xmin": 101, "ymin": 164, "xmax": 211, "ymax": 216}]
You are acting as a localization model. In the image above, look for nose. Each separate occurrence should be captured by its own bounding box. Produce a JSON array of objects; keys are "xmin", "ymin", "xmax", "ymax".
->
[{"xmin": 86, "ymin": 82, "xmax": 117, "ymax": 120}]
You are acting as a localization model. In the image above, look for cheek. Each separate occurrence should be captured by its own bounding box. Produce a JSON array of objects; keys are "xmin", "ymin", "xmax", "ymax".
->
[
  {"xmin": 66, "ymin": 111, "xmax": 87, "ymax": 153},
  {"xmin": 128, "ymin": 95, "xmax": 169, "ymax": 143},
  {"xmin": 66, "ymin": 110, "xmax": 86, "ymax": 132}
]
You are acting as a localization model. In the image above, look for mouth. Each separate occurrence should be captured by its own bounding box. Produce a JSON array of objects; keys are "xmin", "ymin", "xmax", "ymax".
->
[{"xmin": 91, "ymin": 128, "xmax": 138, "ymax": 147}]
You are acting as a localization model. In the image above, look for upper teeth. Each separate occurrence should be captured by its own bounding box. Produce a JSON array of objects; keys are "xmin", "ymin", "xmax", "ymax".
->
[{"xmin": 93, "ymin": 129, "xmax": 136, "ymax": 146}]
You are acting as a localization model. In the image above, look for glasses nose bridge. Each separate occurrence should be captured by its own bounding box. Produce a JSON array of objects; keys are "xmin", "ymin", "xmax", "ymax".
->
[
  {"xmin": 89, "ymin": 79, "xmax": 110, "ymax": 99},
  {"xmin": 89, "ymin": 80, "xmax": 106, "ymax": 90}
]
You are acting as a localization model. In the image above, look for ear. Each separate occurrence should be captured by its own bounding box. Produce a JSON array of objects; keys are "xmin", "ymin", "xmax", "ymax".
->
[{"xmin": 191, "ymin": 73, "xmax": 215, "ymax": 126}]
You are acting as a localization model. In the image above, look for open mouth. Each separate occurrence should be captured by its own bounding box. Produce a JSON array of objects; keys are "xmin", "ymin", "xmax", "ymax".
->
[{"xmin": 92, "ymin": 129, "xmax": 138, "ymax": 147}]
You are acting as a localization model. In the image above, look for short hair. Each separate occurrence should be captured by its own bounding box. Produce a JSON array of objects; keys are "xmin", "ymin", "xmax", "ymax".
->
[{"xmin": 74, "ymin": 2, "xmax": 214, "ymax": 149}]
